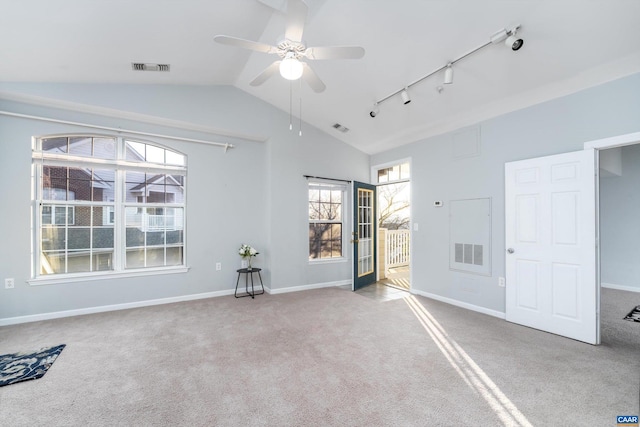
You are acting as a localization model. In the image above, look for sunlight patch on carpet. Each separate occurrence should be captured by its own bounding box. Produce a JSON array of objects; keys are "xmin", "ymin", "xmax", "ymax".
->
[
  {"xmin": 404, "ymin": 296, "xmax": 532, "ymax": 427},
  {"xmin": 0, "ymin": 344, "xmax": 66, "ymax": 387}
]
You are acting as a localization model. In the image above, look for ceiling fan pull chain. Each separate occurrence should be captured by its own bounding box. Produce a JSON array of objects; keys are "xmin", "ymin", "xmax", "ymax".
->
[
  {"xmin": 299, "ymin": 79, "xmax": 303, "ymax": 136},
  {"xmin": 289, "ymin": 81, "xmax": 293, "ymax": 131}
]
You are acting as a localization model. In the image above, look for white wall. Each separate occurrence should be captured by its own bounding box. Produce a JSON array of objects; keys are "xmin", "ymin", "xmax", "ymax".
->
[
  {"xmin": 371, "ymin": 72, "xmax": 640, "ymax": 313},
  {"xmin": 0, "ymin": 83, "xmax": 369, "ymax": 321},
  {"xmin": 599, "ymin": 144, "xmax": 640, "ymax": 291}
]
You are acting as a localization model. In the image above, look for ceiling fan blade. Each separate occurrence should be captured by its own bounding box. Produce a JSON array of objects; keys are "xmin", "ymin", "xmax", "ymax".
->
[
  {"xmin": 214, "ymin": 35, "xmax": 277, "ymax": 54},
  {"xmin": 301, "ymin": 62, "xmax": 326, "ymax": 93},
  {"xmin": 304, "ymin": 46, "xmax": 366, "ymax": 60},
  {"xmin": 250, "ymin": 61, "xmax": 282, "ymax": 86},
  {"xmin": 284, "ymin": 0, "xmax": 308, "ymax": 43}
]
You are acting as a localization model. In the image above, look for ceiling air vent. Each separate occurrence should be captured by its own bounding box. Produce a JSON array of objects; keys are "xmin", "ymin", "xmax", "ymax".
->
[
  {"xmin": 332, "ymin": 123, "xmax": 349, "ymax": 133},
  {"xmin": 132, "ymin": 63, "xmax": 170, "ymax": 72}
]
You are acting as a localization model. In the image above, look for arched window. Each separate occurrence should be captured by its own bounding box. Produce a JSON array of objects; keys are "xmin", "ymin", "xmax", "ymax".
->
[{"xmin": 32, "ymin": 135, "xmax": 186, "ymax": 279}]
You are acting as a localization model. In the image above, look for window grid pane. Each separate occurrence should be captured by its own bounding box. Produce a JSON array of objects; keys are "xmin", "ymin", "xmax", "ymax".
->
[
  {"xmin": 124, "ymin": 206, "xmax": 184, "ymax": 269},
  {"xmin": 40, "ymin": 205, "xmax": 115, "ymax": 274}
]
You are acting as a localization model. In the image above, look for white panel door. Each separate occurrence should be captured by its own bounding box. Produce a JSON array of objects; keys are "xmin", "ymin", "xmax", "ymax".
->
[{"xmin": 505, "ymin": 150, "xmax": 598, "ymax": 344}]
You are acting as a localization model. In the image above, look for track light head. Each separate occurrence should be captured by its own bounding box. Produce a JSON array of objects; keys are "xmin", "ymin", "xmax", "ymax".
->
[
  {"xmin": 400, "ymin": 89, "xmax": 411, "ymax": 105},
  {"xmin": 491, "ymin": 26, "xmax": 523, "ymax": 51},
  {"xmin": 505, "ymin": 34, "xmax": 524, "ymax": 51},
  {"xmin": 369, "ymin": 103, "xmax": 379, "ymax": 118},
  {"xmin": 444, "ymin": 64, "xmax": 453, "ymax": 84}
]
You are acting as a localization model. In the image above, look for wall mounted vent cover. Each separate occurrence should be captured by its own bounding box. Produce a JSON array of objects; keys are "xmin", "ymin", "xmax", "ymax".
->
[{"xmin": 132, "ymin": 63, "xmax": 170, "ymax": 72}]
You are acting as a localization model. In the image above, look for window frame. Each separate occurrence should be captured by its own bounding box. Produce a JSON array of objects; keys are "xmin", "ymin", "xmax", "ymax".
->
[
  {"xmin": 30, "ymin": 134, "xmax": 188, "ymax": 285},
  {"xmin": 374, "ymin": 160, "xmax": 411, "ymax": 185},
  {"xmin": 307, "ymin": 180, "xmax": 348, "ymax": 263}
]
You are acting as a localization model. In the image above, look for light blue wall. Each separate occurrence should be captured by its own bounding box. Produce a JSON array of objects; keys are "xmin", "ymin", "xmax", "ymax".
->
[
  {"xmin": 0, "ymin": 84, "xmax": 369, "ymax": 320},
  {"xmin": 3, "ymin": 72, "xmax": 639, "ymax": 321},
  {"xmin": 371, "ymin": 72, "xmax": 640, "ymax": 313},
  {"xmin": 599, "ymin": 144, "xmax": 640, "ymax": 290}
]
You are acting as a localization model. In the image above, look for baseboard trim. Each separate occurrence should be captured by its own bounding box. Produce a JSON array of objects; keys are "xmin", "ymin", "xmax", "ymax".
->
[
  {"xmin": 1, "ymin": 281, "xmax": 510, "ymax": 326},
  {"xmin": 0, "ymin": 289, "xmax": 236, "ymax": 326},
  {"xmin": 0, "ymin": 281, "xmax": 353, "ymax": 326},
  {"xmin": 601, "ymin": 282, "xmax": 640, "ymax": 293},
  {"xmin": 268, "ymin": 280, "xmax": 351, "ymax": 295},
  {"xmin": 412, "ymin": 290, "xmax": 506, "ymax": 319}
]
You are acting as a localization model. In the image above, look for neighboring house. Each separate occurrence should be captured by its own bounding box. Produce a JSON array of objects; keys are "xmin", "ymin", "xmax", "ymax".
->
[{"xmin": 127, "ymin": 174, "xmax": 185, "ymax": 232}]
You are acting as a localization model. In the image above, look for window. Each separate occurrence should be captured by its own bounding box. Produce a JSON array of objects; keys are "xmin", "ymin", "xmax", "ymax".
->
[
  {"xmin": 308, "ymin": 182, "xmax": 345, "ymax": 260},
  {"xmin": 33, "ymin": 135, "xmax": 186, "ymax": 278},
  {"xmin": 377, "ymin": 161, "xmax": 410, "ymax": 183}
]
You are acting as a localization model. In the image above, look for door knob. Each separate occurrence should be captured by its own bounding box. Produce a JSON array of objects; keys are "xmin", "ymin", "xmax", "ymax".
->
[
  {"xmin": 351, "ymin": 239, "xmax": 359, "ymax": 244},
  {"xmin": 507, "ymin": 248, "xmax": 515, "ymax": 254}
]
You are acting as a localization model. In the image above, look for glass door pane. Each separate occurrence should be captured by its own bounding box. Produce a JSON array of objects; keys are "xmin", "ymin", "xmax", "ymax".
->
[{"xmin": 358, "ymin": 188, "xmax": 374, "ymax": 277}]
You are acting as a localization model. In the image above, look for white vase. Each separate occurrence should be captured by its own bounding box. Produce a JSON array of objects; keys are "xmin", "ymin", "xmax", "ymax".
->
[{"xmin": 241, "ymin": 259, "xmax": 249, "ymax": 269}]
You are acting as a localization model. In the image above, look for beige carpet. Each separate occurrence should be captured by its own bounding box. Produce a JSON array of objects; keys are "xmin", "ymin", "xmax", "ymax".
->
[{"xmin": 0, "ymin": 287, "xmax": 638, "ymax": 426}]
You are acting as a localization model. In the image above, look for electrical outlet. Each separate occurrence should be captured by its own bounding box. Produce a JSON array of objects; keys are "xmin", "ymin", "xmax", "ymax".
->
[
  {"xmin": 216, "ymin": 262, "xmax": 222, "ymax": 271},
  {"xmin": 5, "ymin": 278, "xmax": 15, "ymax": 289},
  {"xmin": 498, "ymin": 277, "xmax": 505, "ymax": 287}
]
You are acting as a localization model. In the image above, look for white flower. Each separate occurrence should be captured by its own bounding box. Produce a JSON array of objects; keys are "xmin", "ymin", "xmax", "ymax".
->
[{"xmin": 238, "ymin": 244, "xmax": 259, "ymax": 258}]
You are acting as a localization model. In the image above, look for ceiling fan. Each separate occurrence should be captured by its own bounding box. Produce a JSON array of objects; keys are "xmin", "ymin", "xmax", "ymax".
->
[{"xmin": 214, "ymin": 0, "xmax": 365, "ymax": 93}]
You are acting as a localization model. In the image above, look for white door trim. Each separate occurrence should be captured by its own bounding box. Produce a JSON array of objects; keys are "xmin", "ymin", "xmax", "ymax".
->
[
  {"xmin": 583, "ymin": 131, "xmax": 640, "ymax": 150},
  {"xmin": 370, "ymin": 158, "xmax": 413, "ymax": 285},
  {"xmin": 584, "ymin": 131, "xmax": 640, "ymax": 344}
]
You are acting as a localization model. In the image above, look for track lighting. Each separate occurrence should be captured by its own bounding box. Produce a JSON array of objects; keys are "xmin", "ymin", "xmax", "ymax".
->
[
  {"xmin": 370, "ymin": 24, "xmax": 524, "ymax": 114},
  {"xmin": 504, "ymin": 29, "xmax": 524, "ymax": 51},
  {"xmin": 369, "ymin": 103, "xmax": 380, "ymax": 118},
  {"xmin": 490, "ymin": 27, "xmax": 523, "ymax": 51},
  {"xmin": 444, "ymin": 64, "xmax": 453, "ymax": 84},
  {"xmin": 400, "ymin": 89, "xmax": 411, "ymax": 105}
]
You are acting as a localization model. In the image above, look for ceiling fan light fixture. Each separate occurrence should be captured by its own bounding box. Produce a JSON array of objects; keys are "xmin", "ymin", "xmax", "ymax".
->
[{"xmin": 279, "ymin": 56, "xmax": 304, "ymax": 80}]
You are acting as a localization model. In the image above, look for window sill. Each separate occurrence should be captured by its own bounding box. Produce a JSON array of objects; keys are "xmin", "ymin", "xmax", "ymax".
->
[
  {"xmin": 28, "ymin": 266, "xmax": 190, "ymax": 286},
  {"xmin": 308, "ymin": 257, "xmax": 349, "ymax": 266}
]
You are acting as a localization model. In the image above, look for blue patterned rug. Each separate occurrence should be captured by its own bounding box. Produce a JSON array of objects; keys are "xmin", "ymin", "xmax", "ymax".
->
[
  {"xmin": 0, "ymin": 344, "xmax": 66, "ymax": 387},
  {"xmin": 624, "ymin": 306, "xmax": 640, "ymax": 323}
]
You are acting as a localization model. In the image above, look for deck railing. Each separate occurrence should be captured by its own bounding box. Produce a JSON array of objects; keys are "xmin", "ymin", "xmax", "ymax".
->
[
  {"xmin": 126, "ymin": 212, "xmax": 184, "ymax": 231},
  {"xmin": 385, "ymin": 229, "xmax": 410, "ymax": 268}
]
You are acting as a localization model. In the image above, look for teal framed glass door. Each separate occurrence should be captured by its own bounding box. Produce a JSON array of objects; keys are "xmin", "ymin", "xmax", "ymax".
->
[{"xmin": 353, "ymin": 181, "xmax": 376, "ymax": 290}]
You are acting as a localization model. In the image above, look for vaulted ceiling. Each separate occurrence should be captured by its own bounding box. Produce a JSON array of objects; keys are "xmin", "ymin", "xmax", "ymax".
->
[{"xmin": 2, "ymin": 0, "xmax": 639, "ymax": 154}]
